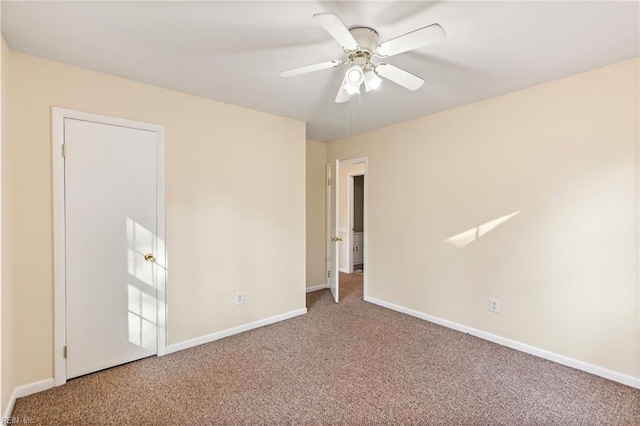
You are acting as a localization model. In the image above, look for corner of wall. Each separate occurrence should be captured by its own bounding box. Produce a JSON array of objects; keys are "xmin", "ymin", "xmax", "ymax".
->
[
  {"xmin": 1, "ymin": 34, "xmax": 16, "ymax": 417},
  {"xmin": 306, "ymin": 140, "xmax": 328, "ymax": 289},
  {"xmin": 0, "ymin": 33, "xmax": 4, "ymax": 417}
]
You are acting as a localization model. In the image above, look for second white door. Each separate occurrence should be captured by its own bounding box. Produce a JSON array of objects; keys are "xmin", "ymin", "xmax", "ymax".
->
[{"xmin": 327, "ymin": 160, "xmax": 340, "ymax": 302}]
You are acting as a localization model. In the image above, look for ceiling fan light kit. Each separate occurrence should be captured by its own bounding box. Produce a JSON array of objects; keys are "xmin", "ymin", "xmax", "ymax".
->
[
  {"xmin": 363, "ymin": 70, "xmax": 382, "ymax": 92},
  {"xmin": 344, "ymin": 82, "xmax": 360, "ymax": 96},
  {"xmin": 280, "ymin": 13, "xmax": 446, "ymax": 103},
  {"xmin": 346, "ymin": 65, "xmax": 364, "ymax": 86}
]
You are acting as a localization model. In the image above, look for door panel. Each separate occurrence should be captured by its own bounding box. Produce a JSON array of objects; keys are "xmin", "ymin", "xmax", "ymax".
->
[
  {"xmin": 65, "ymin": 118, "xmax": 158, "ymax": 379},
  {"xmin": 327, "ymin": 160, "xmax": 339, "ymax": 302}
]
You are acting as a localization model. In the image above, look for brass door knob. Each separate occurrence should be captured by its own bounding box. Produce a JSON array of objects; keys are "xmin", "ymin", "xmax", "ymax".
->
[{"xmin": 144, "ymin": 253, "xmax": 155, "ymax": 262}]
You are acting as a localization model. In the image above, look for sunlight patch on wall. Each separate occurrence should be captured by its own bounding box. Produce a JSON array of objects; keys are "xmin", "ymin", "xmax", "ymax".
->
[{"xmin": 445, "ymin": 211, "xmax": 521, "ymax": 248}]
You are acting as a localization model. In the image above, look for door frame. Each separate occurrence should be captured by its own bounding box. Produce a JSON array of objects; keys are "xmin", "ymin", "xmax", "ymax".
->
[
  {"xmin": 327, "ymin": 156, "xmax": 368, "ymax": 299},
  {"xmin": 52, "ymin": 107, "xmax": 166, "ymax": 386}
]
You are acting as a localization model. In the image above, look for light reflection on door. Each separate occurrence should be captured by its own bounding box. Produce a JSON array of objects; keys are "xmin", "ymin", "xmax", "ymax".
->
[{"xmin": 126, "ymin": 217, "xmax": 165, "ymax": 351}]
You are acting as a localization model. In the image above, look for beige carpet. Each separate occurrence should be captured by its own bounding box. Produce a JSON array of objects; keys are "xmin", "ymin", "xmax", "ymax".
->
[{"xmin": 11, "ymin": 273, "xmax": 640, "ymax": 425}]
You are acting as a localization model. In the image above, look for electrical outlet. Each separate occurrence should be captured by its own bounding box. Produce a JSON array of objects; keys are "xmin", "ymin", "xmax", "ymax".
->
[
  {"xmin": 489, "ymin": 298, "xmax": 500, "ymax": 313},
  {"xmin": 236, "ymin": 292, "xmax": 244, "ymax": 305}
]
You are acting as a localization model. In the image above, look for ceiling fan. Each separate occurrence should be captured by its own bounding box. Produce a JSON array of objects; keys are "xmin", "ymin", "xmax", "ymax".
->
[{"xmin": 280, "ymin": 13, "xmax": 446, "ymax": 103}]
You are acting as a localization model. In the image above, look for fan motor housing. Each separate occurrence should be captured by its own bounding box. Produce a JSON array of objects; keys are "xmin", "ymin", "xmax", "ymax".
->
[{"xmin": 349, "ymin": 27, "xmax": 379, "ymax": 54}]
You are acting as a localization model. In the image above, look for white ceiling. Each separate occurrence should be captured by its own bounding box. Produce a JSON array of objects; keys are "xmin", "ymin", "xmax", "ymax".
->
[{"xmin": 2, "ymin": 1, "xmax": 639, "ymax": 142}]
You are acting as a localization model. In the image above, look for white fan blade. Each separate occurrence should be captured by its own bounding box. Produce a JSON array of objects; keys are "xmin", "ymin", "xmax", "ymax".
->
[
  {"xmin": 314, "ymin": 13, "xmax": 359, "ymax": 51},
  {"xmin": 377, "ymin": 24, "xmax": 445, "ymax": 57},
  {"xmin": 280, "ymin": 60, "xmax": 342, "ymax": 78},
  {"xmin": 375, "ymin": 64, "xmax": 424, "ymax": 91},
  {"xmin": 335, "ymin": 82, "xmax": 351, "ymax": 103}
]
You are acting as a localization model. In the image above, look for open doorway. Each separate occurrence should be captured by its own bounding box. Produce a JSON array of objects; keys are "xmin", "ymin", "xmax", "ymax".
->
[
  {"xmin": 347, "ymin": 173, "xmax": 364, "ymax": 275},
  {"xmin": 327, "ymin": 157, "xmax": 367, "ymax": 303}
]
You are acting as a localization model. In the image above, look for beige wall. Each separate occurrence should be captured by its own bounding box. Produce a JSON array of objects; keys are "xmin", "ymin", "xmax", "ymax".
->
[
  {"xmin": 328, "ymin": 58, "xmax": 640, "ymax": 379},
  {"xmin": 3, "ymin": 48, "xmax": 306, "ymax": 394},
  {"xmin": 1, "ymin": 38, "xmax": 15, "ymax": 413},
  {"xmin": 306, "ymin": 140, "xmax": 327, "ymax": 288}
]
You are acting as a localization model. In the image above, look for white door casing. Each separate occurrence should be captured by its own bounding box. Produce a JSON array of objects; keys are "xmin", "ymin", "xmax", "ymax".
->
[
  {"xmin": 52, "ymin": 108, "xmax": 166, "ymax": 385},
  {"xmin": 331, "ymin": 156, "xmax": 369, "ymax": 300},
  {"xmin": 327, "ymin": 160, "xmax": 339, "ymax": 303}
]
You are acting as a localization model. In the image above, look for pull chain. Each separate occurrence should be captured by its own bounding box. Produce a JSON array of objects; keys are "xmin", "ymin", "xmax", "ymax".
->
[{"xmin": 350, "ymin": 93, "xmax": 362, "ymax": 135}]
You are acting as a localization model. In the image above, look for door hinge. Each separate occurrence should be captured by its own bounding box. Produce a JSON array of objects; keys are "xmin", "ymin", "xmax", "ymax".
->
[
  {"xmin": 61, "ymin": 144, "xmax": 66, "ymax": 158},
  {"xmin": 327, "ymin": 178, "xmax": 331, "ymax": 186},
  {"xmin": 63, "ymin": 345, "xmax": 68, "ymax": 359},
  {"xmin": 328, "ymin": 270, "xmax": 331, "ymax": 278}
]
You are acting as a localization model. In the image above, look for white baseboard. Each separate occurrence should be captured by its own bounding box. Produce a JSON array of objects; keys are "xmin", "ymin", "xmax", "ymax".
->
[
  {"xmin": 306, "ymin": 283, "xmax": 327, "ymax": 293},
  {"xmin": 163, "ymin": 308, "xmax": 307, "ymax": 355},
  {"xmin": 3, "ymin": 378, "xmax": 54, "ymax": 419},
  {"xmin": 364, "ymin": 296, "xmax": 640, "ymax": 389},
  {"xmin": 338, "ymin": 268, "xmax": 349, "ymax": 273}
]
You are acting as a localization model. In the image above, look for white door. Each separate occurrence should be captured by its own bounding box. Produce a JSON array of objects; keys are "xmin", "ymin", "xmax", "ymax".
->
[
  {"xmin": 327, "ymin": 160, "xmax": 340, "ymax": 302},
  {"xmin": 65, "ymin": 118, "xmax": 158, "ymax": 379}
]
